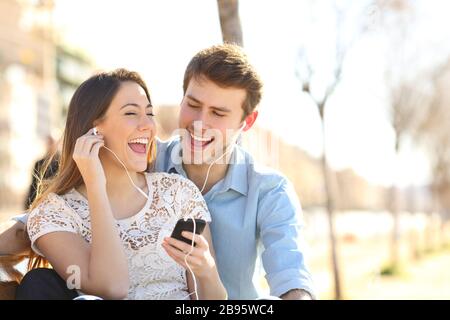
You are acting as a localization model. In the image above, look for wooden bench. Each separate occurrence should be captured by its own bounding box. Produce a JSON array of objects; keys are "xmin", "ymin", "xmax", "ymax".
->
[{"xmin": 0, "ymin": 255, "xmax": 26, "ymax": 300}]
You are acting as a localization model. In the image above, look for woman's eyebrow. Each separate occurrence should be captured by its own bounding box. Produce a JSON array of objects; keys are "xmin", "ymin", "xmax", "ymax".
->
[{"xmin": 120, "ymin": 103, "xmax": 152, "ymax": 109}]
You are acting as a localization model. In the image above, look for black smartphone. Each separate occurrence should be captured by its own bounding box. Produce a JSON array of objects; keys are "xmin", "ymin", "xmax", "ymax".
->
[{"xmin": 170, "ymin": 218, "xmax": 206, "ymax": 246}]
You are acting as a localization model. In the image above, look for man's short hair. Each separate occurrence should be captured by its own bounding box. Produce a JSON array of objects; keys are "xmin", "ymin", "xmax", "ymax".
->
[{"xmin": 183, "ymin": 43, "xmax": 263, "ymax": 118}]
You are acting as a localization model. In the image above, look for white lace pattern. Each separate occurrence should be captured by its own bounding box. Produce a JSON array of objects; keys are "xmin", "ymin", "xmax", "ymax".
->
[{"xmin": 27, "ymin": 172, "xmax": 211, "ymax": 300}]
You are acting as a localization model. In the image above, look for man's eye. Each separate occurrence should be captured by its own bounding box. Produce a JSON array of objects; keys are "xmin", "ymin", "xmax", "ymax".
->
[
  {"xmin": 147, "ymin": 113, "xmax": 155, "ymax": 117},
  {"xmin": 213, "ymin": 111, "xmax": 225, "ymax": 117},
  {"xmin": 125, "ymin": 112, "xmax": 136, "ymax": 116},
  {"xmin": 188, "ymin": 103, "xmax": 200, "ymax": 108}
]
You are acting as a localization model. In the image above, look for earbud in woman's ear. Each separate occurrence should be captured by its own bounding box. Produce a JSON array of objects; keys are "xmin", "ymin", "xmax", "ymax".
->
[{"xmin": 93, "ymin": 127, "xmax": 98, "ymax": 136}]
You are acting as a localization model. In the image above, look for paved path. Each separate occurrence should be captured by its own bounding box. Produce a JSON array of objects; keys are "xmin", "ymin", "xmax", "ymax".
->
[{"xmin": 308, "ymin": 236, "xmax": 450, "ymax": 299}]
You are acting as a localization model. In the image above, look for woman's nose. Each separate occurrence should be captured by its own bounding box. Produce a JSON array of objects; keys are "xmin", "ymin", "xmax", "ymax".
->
[{"xmin": 137, "ymin": 114, "xmax": 155, "ymax": 131}]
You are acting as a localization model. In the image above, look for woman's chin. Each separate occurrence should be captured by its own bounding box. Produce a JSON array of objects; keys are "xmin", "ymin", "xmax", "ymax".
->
[
  {"xmin": 131, "ymin": 162, "xmax": 148, "ymax": 173},
  {"xmin": 126, "ymin": 151, "xmax": 149, "ymax": 172},
  {"xmin": 120, "ymin": 157, "xmax": 147, "ymax": 173}
]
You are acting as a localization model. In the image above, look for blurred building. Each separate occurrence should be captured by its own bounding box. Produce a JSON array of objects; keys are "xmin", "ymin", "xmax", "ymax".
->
[
  {"xmin": 240, "ymin": 123, "xmax": 389, "ymax": 211},
  {"xmin": 0, "ymin": 0, "xmax": 93, "ymax": 211},
  {"xmin": 55, "ymin": 46, "xmax": 93, "ymax": 124}
]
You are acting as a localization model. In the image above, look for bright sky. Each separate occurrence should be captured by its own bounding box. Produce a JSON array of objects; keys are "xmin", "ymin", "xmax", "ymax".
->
[{"xmin": 51, "ymin": 0, "xmax": 450, "ymax": 188}]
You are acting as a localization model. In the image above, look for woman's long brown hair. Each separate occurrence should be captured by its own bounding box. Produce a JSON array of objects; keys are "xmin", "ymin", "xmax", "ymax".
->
[{"xmin": 25, "ymin": 68, "xmax": 156, "ymax": 272}]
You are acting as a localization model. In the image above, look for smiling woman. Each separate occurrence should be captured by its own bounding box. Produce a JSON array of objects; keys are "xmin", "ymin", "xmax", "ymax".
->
[{"xmin": 13, "ymin": 69, "xmax": 227, "ymax": 300}]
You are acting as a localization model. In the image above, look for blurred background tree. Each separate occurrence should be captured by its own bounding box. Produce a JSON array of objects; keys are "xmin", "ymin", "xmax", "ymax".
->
[
  {"xmin": 217, "ymin": 0, "xmax": 243, "ymax": 46},
  {"xmin": 295, "ymin": 0, "xmax": 375, "ymax": 299}
]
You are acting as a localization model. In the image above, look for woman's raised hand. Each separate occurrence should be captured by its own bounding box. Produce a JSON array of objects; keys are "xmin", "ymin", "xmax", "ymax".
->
[{"xmin": 73, "ymin": 128, "xmax": 106, "ymax": 188}]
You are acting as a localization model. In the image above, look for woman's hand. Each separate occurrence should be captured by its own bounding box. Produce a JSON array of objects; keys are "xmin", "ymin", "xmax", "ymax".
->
[
  {"xmin": 162, "ymin": 225, "xmax": 227, "ymax": 299},
  {"xmin": 162, "ymin": 232, "xmax": 217, "ymax": 280},
  {"xmin": 73, "ymin": 128, "xmax": 106, "ymax": 188}
]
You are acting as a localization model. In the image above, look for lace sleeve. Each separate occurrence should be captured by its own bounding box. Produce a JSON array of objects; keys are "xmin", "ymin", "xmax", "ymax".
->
[
  {"xmin": 175, "ymin": 177, "xmax": 212, "ymax": 223},
  {"xmin": 27, "ymin": 193, "xmax": 81, "ymax": 256}
]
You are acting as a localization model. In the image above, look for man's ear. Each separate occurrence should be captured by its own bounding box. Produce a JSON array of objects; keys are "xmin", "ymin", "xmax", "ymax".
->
[{"xmin": 242, "ymin": 111, "xmax": 258, "ymax": 131}]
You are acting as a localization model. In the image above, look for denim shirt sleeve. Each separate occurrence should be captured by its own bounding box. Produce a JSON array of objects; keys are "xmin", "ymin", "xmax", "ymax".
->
[
  {"xmin": 257, "ymin": 176, "xmax": 316, "ymax": 298},
  {"xmin": 12, "ymin": 213, "xmax": 28, "ymax": 225}
]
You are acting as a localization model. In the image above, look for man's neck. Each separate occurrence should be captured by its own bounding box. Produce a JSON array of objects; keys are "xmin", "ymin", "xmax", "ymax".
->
[{"xmin": 183, "ymin": 162, "xmax": 230, "ymax": 195}]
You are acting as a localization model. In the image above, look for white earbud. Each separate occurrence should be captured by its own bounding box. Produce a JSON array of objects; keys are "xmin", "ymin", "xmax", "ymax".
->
[{"xmin": 91, "ymin": 127, "xmax": 148, "ymax": 200}]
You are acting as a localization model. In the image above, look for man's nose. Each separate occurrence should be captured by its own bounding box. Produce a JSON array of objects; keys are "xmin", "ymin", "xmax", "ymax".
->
[{"xmin": 192, "ymin": 110, "xmax": 209, "ymax": 126}]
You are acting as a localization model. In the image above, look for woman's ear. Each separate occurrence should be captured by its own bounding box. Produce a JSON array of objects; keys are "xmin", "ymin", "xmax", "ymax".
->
[{"xmin": 92, "ymin": 119, "xmax": 102, "ymax": 135}]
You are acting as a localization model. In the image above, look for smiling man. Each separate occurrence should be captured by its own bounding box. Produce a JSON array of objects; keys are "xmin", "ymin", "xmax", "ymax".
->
[{"xmin": 155, "ymin": 44, "xmax": 315, "ymax": 300}]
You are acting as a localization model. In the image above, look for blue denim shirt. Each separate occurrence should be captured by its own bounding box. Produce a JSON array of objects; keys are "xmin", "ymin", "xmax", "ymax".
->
[{"xmin": 155, "ymin": 137, "xmax": 315, "ymax": 299}]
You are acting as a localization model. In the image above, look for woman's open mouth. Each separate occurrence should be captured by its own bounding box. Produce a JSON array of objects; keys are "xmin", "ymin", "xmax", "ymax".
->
[{"xmin": 128, "ymin": 137, "xmax": 149, "ymax": 155}]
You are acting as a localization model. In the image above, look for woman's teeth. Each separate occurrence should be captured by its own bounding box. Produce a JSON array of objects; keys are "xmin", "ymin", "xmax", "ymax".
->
[
  {"xmin": 129, "ymin": 138, "xmax": 149, "ymax": 144},
  {"xmin": 128, "ymin": 137, "xmax": 148, "ymax": 154}
]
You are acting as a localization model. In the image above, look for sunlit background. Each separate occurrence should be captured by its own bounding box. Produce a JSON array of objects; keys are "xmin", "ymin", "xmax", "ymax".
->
[{"xmin": 1, "ymin": 0, "xmax": 450, "ymax": 299}]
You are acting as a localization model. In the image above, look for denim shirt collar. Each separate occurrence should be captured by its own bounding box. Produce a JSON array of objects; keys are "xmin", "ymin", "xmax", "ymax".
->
[
  {"xmin": 167, "ymin": 142, "xmax": 186, "ymax": 176},
  {"xmin": 221, "ymin": 146, "xmax": 248, "ymax": 196}
]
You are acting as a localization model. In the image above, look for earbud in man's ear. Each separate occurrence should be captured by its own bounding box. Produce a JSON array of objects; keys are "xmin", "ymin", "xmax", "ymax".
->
[{"xmin": 93, "ymin": 127, "xmax": 98, "ymax": 136}]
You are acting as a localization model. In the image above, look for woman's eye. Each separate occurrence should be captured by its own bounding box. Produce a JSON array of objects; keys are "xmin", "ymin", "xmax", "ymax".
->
[
  {"xmin": 188, "ymin": 103, "xmax": 200, "ymax": 108},
  {"xmin": 147, "ymin": 113, "xmax": 155, "ymax": 117},
  {"xmin": 125, "ymin": 112, "xmax": 136, "ymax": 116}
]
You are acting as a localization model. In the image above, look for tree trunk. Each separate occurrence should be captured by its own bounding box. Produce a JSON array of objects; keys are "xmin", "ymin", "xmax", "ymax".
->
[
  {"xmin": 390, "ymin": 137, "xmax": 401, "ymax": 269},
  {"xmin": 423, "ymin": 190, "xmax": 435, "ymax": 252},
  {"xmin": 217, "ymin": 0, "xmax": 244, "ymax": 46},
  {"xmin": 320, "ymin": 118, "xmax": 342, "ymax": 300},
  {"xmin": 390, "ymin": 184, "xmax": 400, "ymax": 268}
]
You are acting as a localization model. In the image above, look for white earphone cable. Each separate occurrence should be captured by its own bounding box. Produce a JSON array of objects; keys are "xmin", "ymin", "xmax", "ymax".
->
[
  {"xmin": 181, "ymin": 216, "xmax": 198, "ymax": 300},
  {"xmin": 94, "ymin": 123, "xmax": 244, "ymax": 300},
  {"xmin": 199, "ymin": 122, "xmax": 245, "ymax": 193},
  {"xmin": 101, "ymin": 145, "xmax": 149, "ymax": 200},
  {"xmin": 93, "ymin": 127, "xmax": 148, "ymax": 200},
  {"xmin": 182, "ymin": 123, "xmax": 245, "ymax": 299}
]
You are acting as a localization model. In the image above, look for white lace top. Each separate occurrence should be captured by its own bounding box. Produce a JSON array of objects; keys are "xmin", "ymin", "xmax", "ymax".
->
[{"xmin": 27, "ymin": 172, "xmax": 211, "ymax": 300}]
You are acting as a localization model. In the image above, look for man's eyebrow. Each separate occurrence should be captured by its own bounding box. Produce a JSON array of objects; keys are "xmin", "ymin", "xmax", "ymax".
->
[
  {"xmin": 186, "ymin": 94, "xmax": 202, "ymax": 104},
  {"xmin": 120, "ymin": 103, "xmax": 153, "ymax": 109},
  {"xmin": 186, "ymin": 95, "xmax": 230, "ymax": 112},
  {"xmin": 210, "ymin": 106, "xmax": 231, "ymax": 113}
]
